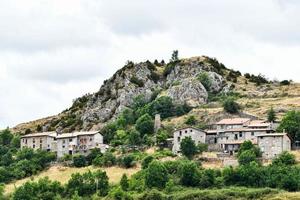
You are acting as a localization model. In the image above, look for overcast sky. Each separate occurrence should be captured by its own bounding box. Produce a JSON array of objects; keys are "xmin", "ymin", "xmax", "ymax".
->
[{"xmin": 0, "ymin": 0, "xmax": 300, "ymax": 129}]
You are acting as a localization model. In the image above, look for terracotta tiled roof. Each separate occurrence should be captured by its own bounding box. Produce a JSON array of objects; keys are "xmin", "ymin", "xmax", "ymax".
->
[{"xmin": 216, "ymin": 118, "xmax": 251, "ymax": 125}]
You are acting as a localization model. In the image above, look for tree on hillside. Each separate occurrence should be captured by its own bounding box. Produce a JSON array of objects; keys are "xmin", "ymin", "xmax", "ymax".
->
[
  {"xmin": 135, "ymin": 114, "xmax": 154, "ymax": 136},
  {"xmin": 145, "ymin": 161, "xmax": 168, "ymax": 189},
  {"xmin": 197, "ymin": 72, "xmax": 212, "ymax": 91},
  {"xmin": 238, "ymin": 150, "xmax": 257, "ymax": 165},
  {"xmin": 267, "ymin": 107, "xmax": 276, "ymax": 122},
  {"xmin": 185, "ymin": 115, "xmax": 197, "ymax": 126},
  {"xmin": 238, "ymin": 140, "xmax": 261, "ymax": 157},
  {"xmin": 277, "ymin": 110, "xmax": 300, "ymax": 141},
  {"xmin": 180, "ymin": 137, "xmax": 198, "ymax": 159},
  {"xmin": 272, "ymin": 151, "xmax": 296, "ymax": 166},
  {"xmin": 223, "ymin": 98, "xmax": 240, "ymax": 114},
  {"xmin": 120, "ymin": 174, "xmax": 129, "ymax": 191},
  {"xmin": 170, "ymin": 50, "xmax": 179, "ymax": 62}
]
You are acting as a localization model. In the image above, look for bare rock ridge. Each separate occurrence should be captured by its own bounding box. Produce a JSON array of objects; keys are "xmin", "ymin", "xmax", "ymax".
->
[{"xmin": 14, "ymin": 56, "xmax": 232, "ymax": 133}]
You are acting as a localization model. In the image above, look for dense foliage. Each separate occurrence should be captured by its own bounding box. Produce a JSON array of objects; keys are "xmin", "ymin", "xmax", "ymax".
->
[
  {"xmin": 277, "ymin": 110, "xmax": 300, "ymax": 141},
  {"xmin": 0, "ymin": 129, "xmax": 55, "ymax": 184},
  {"xmin": 101, "ymin": 95, "xmax": 191, "ymax": 146},
  {"xmin": 223, "ymin": 98, "xmax": 240, "ymax": 114}
]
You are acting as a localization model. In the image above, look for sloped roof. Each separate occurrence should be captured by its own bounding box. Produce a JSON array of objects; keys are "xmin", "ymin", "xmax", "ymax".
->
[
  {"xmin": 56, "ymin": 131, "xmax": 100, "ymax": 139},
  {"xmin": 216, "ymin": 118, "xmax": 251, "ymax": 125},
  {"xmin": 21, "ymin": 131, "xmax": 57, "ymax": 138}
]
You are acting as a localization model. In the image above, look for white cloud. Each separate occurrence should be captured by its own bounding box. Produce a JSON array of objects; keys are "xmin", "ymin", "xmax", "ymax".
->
[{"xmin": 0, "ymin": 0, "xmax": 300, "ymax": 128}]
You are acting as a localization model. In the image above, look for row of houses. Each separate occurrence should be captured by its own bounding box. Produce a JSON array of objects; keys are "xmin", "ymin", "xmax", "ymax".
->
[
  {"xmin": 20, "ymin": 131, "xmax": 107, "ymax": 158},
  {"xmin": 172, "ymin": 118, "xmax": 291, "ymax": 159}
]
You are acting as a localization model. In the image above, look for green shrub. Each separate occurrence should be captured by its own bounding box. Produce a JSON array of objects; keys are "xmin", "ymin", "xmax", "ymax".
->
[
  {"xmin": 66, "ymin": 170, "xmax": 109, "ymax": 197},
  {"xmin": 13, "ymin": 177, "xmax": 64, "ymax": 200},
  {"xmin": 120, "ymin": 174, "xmax": 129, "ymax": 191},
  {"xmin": 272, "ymin": 151, "xmax": 296, "ymax": 166},
  {"xmin": 145, "ymin": 161, "xmax": 168, "ymax": 189},
  {"xmin": 280, "ymin": 80, "xmax": 291, "ymax": 86},
  {"xmin": 185, "ymin": 115, "xmax": 197, "ymax": 125},
  {"xmin": 135, "ymin": 114, "xmax": 154, "ymax": 136},
  {"xmin": 130, "ymin": 76, "xmax": 144, "ymax": 87},
  {"xmin": 180, "ymin": 137, "xmax": 198, "ymax": 159},
  {"xmin": 223, "ymin": 98, "xmax": 240, "ymax": 114},
  {"xmin": 73, "ymin": 155, "xmax": 86, "ymax": 167},
  {"xmin": 179, "ymin": 161, "xmax": 200, "ymax": 187},
  {"xmin": 142, "ymin": 155, "xmax": 154, "ymax": 169},
  {"xmin": 197, "ymin": 72, "xmax": 212, "ymax": 91},
  {"xmin": 238, "ymin": 150, "xmax": 257, "ymax": 165},
  {"xmin": 119, "ymin": 154, "xmax": 136, "ymax": 168},
  {"xmin": 93, "ymin": 152, "xmax": 116, "ymax": 167}
]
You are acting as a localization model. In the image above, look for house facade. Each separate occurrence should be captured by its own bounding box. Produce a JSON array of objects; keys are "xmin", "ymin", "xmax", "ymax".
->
[
  {"xmin": 20, "ymin": 131, "xmax": 106, "ymax": 158},
  {"xmin": 20, "ymin": 132, "xmax": 57, "ymax": 152},
  {"xmin": 172, "ymin": 118, "xmax": 289, "ymax": 159},
  {"xmin": 172, "ymin": 127, "xmax": 206, "ymax": 154},
  {"xmin": 56, "ymin": 131, "xmax": 104, "ymax": 158},
  {"xmin": 257, "ymin": 133, "xmax": 291, "ymax": 159}
]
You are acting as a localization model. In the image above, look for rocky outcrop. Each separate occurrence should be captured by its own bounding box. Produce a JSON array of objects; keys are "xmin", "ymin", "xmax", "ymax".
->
[
  {"xmin": 167, "ymin": 78, "xmax": 208, "ymax": 107},
  {"xmin": 16, "ymin": 56, "xmax": 231, "ymax": 133}
]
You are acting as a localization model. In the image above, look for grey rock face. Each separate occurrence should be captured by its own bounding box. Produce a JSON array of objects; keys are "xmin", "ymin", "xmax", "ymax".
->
[
  {"xmin": 53, "ymin": 57, "xmax": 229, "ymax": 131},
  {"xmin": 167, "ymin": 78, "xmax": 208, "ymax": 107}
]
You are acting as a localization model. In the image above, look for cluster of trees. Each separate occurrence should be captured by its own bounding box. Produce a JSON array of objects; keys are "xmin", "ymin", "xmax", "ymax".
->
[
  {"xmin": 277, "ymin": 110, "xmax": 300, "ymax": 141},
  {"xmin": 0, "ymin": 129, "xmax": 56, "ymax": 184},
  {"xmin": 244, "ymin": 73, "xmax": 269, "ymax": 85},
  {"xmin": 13, "ymin": 170, "xmax": 109, "ymax": 200},
  {"xmin": 101, "ymin": 95, "xmax": 191, "ymax": 147}
]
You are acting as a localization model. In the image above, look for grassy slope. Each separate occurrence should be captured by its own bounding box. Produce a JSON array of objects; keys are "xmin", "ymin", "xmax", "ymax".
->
[{"xmin": 4, "ymin": 165, "xmax": 140, "ymax": 195}]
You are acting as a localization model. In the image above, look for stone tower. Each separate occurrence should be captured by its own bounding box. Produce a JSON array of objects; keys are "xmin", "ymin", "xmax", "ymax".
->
[{"xmin": 154, "ymin": 114, "xmax": 161, "ymax": 133}]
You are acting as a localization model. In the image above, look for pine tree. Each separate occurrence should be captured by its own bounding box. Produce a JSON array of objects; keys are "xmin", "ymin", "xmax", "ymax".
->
[
  {"xmin": 120, "ymin": 174, "xmax": 129, "ymax": 191},
  {"xmin": 267, "ymin": 107, "xmax": 276, "ymax": 122}
]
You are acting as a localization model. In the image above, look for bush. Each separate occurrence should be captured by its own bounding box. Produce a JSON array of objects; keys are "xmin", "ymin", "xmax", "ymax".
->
[
  {"xmin": 267, "ymin": 107, "xmax": 276, "ymax": 122},
  {"xmin": 142, "ymin": 155, "xmax": 154, "ymax": 169},
  {"xmin": 73, "ymin": 155, "xmax": 86, "ymax": 167},
  {"xmin": 197, "ymin": 72, "xmax": 212, "ymax": 91},
  {"xmin": 86, "ymin": 148, "xmax": 102, "ymax": 165},
  {"xmin": 130, "ymin": 76, "xmax": 144, "ymax": 87},
  {"xmin": 280, "ymin": 80, "xmax": 291, "ymax": 86},
  {"xmin": 145, "ymin": 161, "xmax": 168, "ymax": 189},
  {"xmin": 13, "ymin": 177, "xmax": 64, "ymax": 200},
  {"xmin": 119, "ymin": 154, "xmax": 136, "ymax": 168},
  {"xmin": 223, "ymin": 98, "xmax": 240, "ymax": 114},
  {"xmin": 272, "ymin": 151, "xmax": 296, "ymax": 166},
  {"xmin": 135, "ymin": 114, "xmax": 154, "ymax": 136},
  {"xmin": 93, "ymin": 152, "xmax": 116, "ymax": 167},
  {"xmin": 277, "ymin": 110, "xmax": 300, "ymax": 141},
  {"xmin": 66, "ymin": 170, "xmax": 109, "ymax": 197},
  {"xmin": 120, "ymin": 174, "xmax": 129, "ymax": 191},
  {"xmin": 179, "ymin": 161, "xmax": 200, "ymax": 187},
  {"xmin": 185, "ymin": 115, "xmax": 197, "ymax": 126},
  {"xmin": 180, "ymin": 137, "xmax": 198, "ymax": 159},
  {"xmin": 238, "ymin": 150, "xmax": 257, "ymax": 165}
]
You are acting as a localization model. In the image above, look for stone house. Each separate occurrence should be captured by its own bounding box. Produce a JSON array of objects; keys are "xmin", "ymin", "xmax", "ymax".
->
[
  {"xmin": 172, "ymin": 127, "xmax": 206, "ymax": 154},
  {"xmin": 56, "ymin": 131, "xmax": 105, "ymax": 158},
  {"xmin": 257, "ymin": 133, "xmax": 291, "ymax": 159},
  {"xmin": 20, "ymin": 132, "xmax": 57, "ymax": 152}
]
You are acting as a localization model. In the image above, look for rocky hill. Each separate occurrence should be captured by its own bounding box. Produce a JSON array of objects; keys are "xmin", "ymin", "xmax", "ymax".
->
[{"xmin": 13, "ymin": 56, "xmax": 300, "ymax": 134}]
